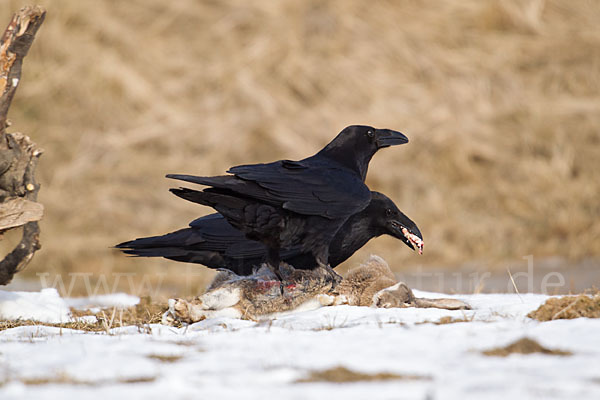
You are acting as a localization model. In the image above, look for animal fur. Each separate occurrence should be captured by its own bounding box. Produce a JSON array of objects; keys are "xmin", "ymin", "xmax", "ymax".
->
[
  {"xmin": 163, "ymin": 256, "xmax": 470, "ymax": 324},
  {"xmin": 333, "ymin": 255, "xmax": 399, "ymax": 306}
]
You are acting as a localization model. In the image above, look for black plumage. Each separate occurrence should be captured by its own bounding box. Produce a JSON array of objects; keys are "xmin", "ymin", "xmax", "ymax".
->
[
  {"xmin": 116, "ymin": 192, "xmax": 423, "ymax": 275},
  {"xmin": 166, "ymin": 125, "xmax": 408, "ymax": 276}
]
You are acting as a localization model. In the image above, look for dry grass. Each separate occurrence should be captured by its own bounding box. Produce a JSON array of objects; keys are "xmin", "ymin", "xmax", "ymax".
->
[
  {"xmin": 528, "ymin": 294, "xmax": 600, "ymax": 321},
  {"xmin": 146, "ymin": 354, "xmax": 183, "ymax": 363},
  {"xmin": 0, "ymin": 296, "xmax": 168, "ymax": 332},
  {"xmin": 296, "ymin": 366, "xmax": 428, "ymax": 383},
  {"xmin": 482, "ymin": 337, "xmax": 572, "ymax": 357},
  {"xmin": 0, "ymin": 0, "xmax": 599, "ymax": 295},
  {"xmin": 0, "ymin": 318, "xmax": 105, "ymax": 332},
  {"xmin": 16, "ymin": 374, "xmax": 156, "ymax": 386},
  {"xmin": 415, "ymin": 314, "xmax": 475, "ymax": 325},
  {"xmin": 433, "ymin": 315, "xmax": 474, "ymax": 325}
]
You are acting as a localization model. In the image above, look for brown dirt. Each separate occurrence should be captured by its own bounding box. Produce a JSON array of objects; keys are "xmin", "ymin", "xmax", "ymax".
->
[
  {"xmin": 296, "ymin": 366, "xmax": 429, "ymax": 383},
  {"xmin": 0, "ymin": 296, "xmax": 168, "ymax": 332},
  {"xmin": 433, "ymin": 316, "xmax": 474, "ymax": 325},
  {"xmin": 0, "ymin": 1, "xmax": 599, "ymax": 296},
  {"xmin": 18, "ymin": 374, "xmax": 156, "ymax": 386},
  {"xmin": 73, "ymin": 295, "xmax": 168, "ymax": 328},
  {"xmin": 19, "ymin": 375, "xmax": 96, "ymax": 386},
  {"xmin": 415, "ymin": 315, "xmax": 474, "ymax": 325},
  {"xmin": 0, "ymin": 318, "xmax": 105, "ymax": 332},
  {"xmin": 147, "ymin": 354, "xmax": 183, "ymax": 363},
  {"xmin": 482, "ymin": 337, "xmax": 572, "ymax": 357},
  {"xmin": 528, "ymin": 294, "xmax": 600, "ymax": 321}
]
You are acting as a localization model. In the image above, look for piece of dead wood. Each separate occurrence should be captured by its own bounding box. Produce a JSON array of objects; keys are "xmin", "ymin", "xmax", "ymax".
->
[
  {"xmin": 0, "ymin": 196, "xmax": 43, "ymax": 230},
  {"xmin": 0, "ymin": 6, "xmax": 46, "ymax": 285}
]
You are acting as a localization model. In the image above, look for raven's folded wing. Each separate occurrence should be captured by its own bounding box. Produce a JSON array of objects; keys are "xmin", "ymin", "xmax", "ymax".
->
[
  {"xmin": 190, "ymin": 213, "xmax": 309, "ymax": 262},
  {"xmin": 167, "ymin": 159, "xmax": 371, "ymax": 219}
]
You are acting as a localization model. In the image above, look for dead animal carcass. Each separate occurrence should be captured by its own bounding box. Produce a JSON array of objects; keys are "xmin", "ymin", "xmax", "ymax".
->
[{"xmin": 163, "ymin": 256, "xmax": 470, "ymax": 324}]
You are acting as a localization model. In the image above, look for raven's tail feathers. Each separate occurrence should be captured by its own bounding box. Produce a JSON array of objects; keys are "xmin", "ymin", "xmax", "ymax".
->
[
  {"xmin": 170, "ymin": 188, "xmax": 249, "ymax": 224},
  {"xmin": 166, "ymin": 174, "xmax": 234, "ymax": 189},
  {"xmin": 115, "ymin": 228, "xmax": 201, "ymax": 259},
  {"xmin": 115, "ymin": 228, "xmax": 231, "ymax": 267}
]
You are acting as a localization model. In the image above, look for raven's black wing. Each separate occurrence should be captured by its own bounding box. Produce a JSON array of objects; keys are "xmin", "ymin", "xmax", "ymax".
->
[
  {"xmin": 186, "ymin": 213, "xmax": 246, "ymax": 252},
  {"xmin": 190, "ymin": 213, "xmax": 305, "ymax": 260},
  {"xmin": 115, "ymin": 214, "xmax": 265, "ymax": 271},
  {"xmin": 116, "ymin": 212, "xmax": 313, "ymax": 272},
  {"xmin": 167, "ymin": 158, "xmax": 371, "ymax": 219},
  {"xmin": 114, "ymin": 226, "xmax": 229, "ymax": 267}
]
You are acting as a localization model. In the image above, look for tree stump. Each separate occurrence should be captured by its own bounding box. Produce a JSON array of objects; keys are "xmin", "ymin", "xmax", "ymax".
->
[{"xmin": 0, "ymin": 6, "xmax": 46, "ymax": 285}]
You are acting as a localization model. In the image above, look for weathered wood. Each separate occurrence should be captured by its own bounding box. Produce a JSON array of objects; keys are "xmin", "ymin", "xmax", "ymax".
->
[
  {"xmin": 0, "ymin": 131, "xmax": 42, "ymax": 204},
  {"xmin": 0, "ymin": 6, "xmax": 45, "ymax": 285},
  {"xmin": 0, "ymin": 197, "xmax": 43, "ymax": 231},
  {"xmin": 0, "ymin": 6, "xmax": 46, "ymax": 136}
]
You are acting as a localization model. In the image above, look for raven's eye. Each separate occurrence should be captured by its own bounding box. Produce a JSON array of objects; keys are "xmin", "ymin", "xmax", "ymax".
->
[
  {"xmin": 367, "ymin": 130, "xmax": 375, "ymax": 138},
  {"xmin": 385, "ymin": 208, "xmax": 393, "ymax": 217}
]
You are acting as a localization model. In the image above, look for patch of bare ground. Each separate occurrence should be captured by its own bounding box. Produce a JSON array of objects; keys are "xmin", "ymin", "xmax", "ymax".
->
[
  {"xmin": 16, "ymin": 374, "xmax": 156, "ymax": 386},
  {"xmin": 528, "ymin": 294, "xmax": 600, "ymax": 321},
  {"xmin": 482, "ymin": 338, "xmax": 571, "ymax": 357},
  {"xmin": 147, "ymin": 354, "xmax": 183, "ymax": 363},
  {"xmin": 296, "ymin": 366, "xmax": 430, "ymax": 383},
  {"xmin": 19, "ymin": 375, "xmax": 95, "ymax": 386},
  {"xmin": 118, "ymin": 376, "xmax": 157, "ymax": 384},
  {"xmin": 72, "ymin": 295, "xmax": 168, "ymax": 331},
  {"xmin": 0, "ymin": 318, "xmax": 105, "ymax": 333},
  {"xmin": 116, "ymin": 295, "xmax": 168, "ymax": 325},
  {"xmin": 169, "ymin": 340, "xmax": 198, "ymax": 347},
  {"xmin": 434, "ymin": 315, "xmax": 474, "ymax": 325},
  {"xmin": 416, "ymin": 315, "xmax": 475, "ymax": 325},
  {"xmin": 0, "ymin": 296, "xmax": 168, "ymax": 332}
]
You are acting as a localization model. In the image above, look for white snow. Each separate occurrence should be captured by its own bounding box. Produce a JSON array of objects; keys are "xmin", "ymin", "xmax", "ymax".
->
[
  {"xmin": 1, "ymin": 290, "xmax": 599, "ymax": 399},
  {"xmin": 0, "ymin": 288, "xmax": 70, "ymax": 323},
  {"xmin": 0, "ymin": 289, "xmax": 140, "ymax": 323},
  {"xmin": 64, "ymin": 293, "xmax": 140, "ymax": 310}
]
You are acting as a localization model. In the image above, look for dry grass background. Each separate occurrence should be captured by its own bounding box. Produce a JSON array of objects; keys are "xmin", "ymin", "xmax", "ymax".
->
[{"xmin": 1, "ymin": 0, "xmax": 599, "ymax": 297}]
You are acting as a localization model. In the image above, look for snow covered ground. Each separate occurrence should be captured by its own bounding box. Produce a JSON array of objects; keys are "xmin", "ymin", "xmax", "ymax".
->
[{"xmin": 1, "ymin": 289, "xmax": 599, "ymax": 400}]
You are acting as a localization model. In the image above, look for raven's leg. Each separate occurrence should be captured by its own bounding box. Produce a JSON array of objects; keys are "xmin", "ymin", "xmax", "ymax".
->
[
  {"xmin": 314, "ymin": 248, "xmax": 343, "ymax": 287},
  {"xmin": 266, "ymin": 247, "xmax": 283, "ymax": 281}
]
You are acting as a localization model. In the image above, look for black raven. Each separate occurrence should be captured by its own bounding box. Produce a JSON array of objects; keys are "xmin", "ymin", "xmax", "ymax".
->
[
  {"xmin": 166, "ymin": 125, "xmax": 408, "ymax": 279},
  {"xmin": 116, "ymin": 192, "xmax": 423, "ymax": 275}
]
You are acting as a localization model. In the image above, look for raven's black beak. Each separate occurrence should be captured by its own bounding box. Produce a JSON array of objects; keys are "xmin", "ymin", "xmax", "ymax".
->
[
  {"xmin": 389, "ymin": 219, "xmax": 424, "ymax": 254},
  {"xmin": 375, "ymin": 129, "xmax": 409, "ymax": 148}
]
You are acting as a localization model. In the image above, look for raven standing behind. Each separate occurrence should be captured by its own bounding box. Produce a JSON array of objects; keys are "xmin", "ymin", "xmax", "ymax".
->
[{"xmin": 166, "ymin": 125, "xmax": 408, "ymax": 282}]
